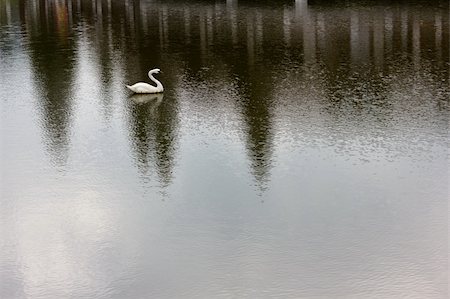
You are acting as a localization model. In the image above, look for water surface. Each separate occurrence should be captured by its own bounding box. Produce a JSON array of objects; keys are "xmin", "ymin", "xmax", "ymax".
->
[{"xmin": 0, "ymin": 0, "xmax": 448, "ymax": 298}]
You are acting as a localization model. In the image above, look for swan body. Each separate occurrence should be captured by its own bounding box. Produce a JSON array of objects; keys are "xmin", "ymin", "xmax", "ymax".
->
[{"xmin": 126, "ymin": 69, "xmax": 164, "ymax": 94}]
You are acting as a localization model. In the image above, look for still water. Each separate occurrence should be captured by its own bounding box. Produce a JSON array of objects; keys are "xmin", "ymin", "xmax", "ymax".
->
[{"xmin": 0, "ymin": 0, "xmax": 448, "ymax": 298}]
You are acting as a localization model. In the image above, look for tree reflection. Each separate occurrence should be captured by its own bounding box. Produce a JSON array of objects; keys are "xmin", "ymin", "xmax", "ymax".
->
[
  {"xmin": 239, "ymin": 11, "xmax": 275, "ymax": 192},
  {"xmin": 238, "ymin": 79, "xmax": 274, "ymax": 192},
  {"xmin": 22, "ymin": 0, "xmax": 76, "ymax": 166},
  {"xmin": 126, "ymin": 91, "xmax": 178, "ymax": 189}
]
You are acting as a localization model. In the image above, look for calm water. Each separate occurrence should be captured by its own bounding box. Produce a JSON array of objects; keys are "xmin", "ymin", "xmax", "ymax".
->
[{"xmin": 1, "ymin": 0, "xmax": 448, "ymax": 298}]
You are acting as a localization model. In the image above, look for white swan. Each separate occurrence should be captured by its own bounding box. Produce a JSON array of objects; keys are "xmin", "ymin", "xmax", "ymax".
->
[{"xmin": 126, "ymin": 69, "xmax": 164, "ymax": 94}]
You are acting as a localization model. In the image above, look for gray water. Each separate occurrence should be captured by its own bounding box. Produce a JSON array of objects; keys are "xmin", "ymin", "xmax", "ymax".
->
[{"xmin": 0, "ymin": 0, "xmax": 448, "ymax": 298}]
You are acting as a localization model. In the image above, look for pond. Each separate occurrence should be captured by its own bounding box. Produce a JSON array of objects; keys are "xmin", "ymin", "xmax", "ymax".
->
[{"xmin": 0, "ymin": 0, "xmax": 448, "ymax": 298}]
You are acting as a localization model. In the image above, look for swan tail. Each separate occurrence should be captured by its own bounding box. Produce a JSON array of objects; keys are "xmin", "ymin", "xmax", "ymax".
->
[{"xmin": 126, "ymin": 85, "xmax": 136, "ymax": 92}]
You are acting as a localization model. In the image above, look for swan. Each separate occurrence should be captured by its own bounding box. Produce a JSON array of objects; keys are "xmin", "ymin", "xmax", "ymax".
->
[{"xmin": 126, "ymin": 69, "xmax": 164, "ymax": 94}]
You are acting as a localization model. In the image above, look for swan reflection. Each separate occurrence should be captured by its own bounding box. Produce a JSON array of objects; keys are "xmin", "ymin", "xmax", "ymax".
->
[{"xmin": 130, "ymin": 92, "xmax": 164, "ymax": 105}]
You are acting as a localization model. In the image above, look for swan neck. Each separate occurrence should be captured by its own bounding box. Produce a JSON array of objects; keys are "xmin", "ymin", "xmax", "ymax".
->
[{"xmin": 148, "ymin": 72, "xmax": 163, "ymax": 91}]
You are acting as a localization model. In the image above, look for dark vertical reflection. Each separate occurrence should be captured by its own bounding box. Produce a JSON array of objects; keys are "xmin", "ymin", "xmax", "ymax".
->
[
  {"xmin": 126, "ymin": 93, "xmax": 177, "ymax": 189},
  {"xmin": 240, "ymin": 10, "xmax": 274, "ymax": 192},
  {"xmin": 373, "ymin": 8, "xmax": 384, "ymax": 68},
  {"xmin": 23, "ymin": 0, "xmax": 76, "ymax": 166},
  {"xmin": 227, "ymin": 0, "xmax": 238, "ymax": 46},
  {"xmin": 412, "ymin": 14, "xmax": 421, "ymax": 69},
  {"xmin": 385, "ymin": 9, "xmax": 393, "ymax": 58},
  {"xmin": 435, "ymin": 11, "xmax": 442, "ymax": 65},
  {"xmin": 240, "ymin": 81, "xmax": 274, "ymax": 193},
  {"xmin": 298, "ymin": 0, "xmax": 316, "ymax": 64}
]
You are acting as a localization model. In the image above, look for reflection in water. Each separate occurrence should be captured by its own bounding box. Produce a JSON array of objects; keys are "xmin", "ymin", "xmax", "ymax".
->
[
  {"xmin": 126, "ymin": 92, "xmax": 177, "ymax": 189},
  {"xmin": 1, "ymin": 0, "xmax": 449, "ymax": 298},
  {"xmin": 24, "ymin": 1, "xmax": 76, "ymax": 166},
  {"xmin": 130, "ymin": 93, "xmax": 164, "ymax": 106}
]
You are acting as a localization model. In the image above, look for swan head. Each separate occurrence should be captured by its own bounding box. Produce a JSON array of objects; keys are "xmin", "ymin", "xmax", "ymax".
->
[{"xmin": 149, "ymin": 68, "xmax": 161, "ymax": 75}]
